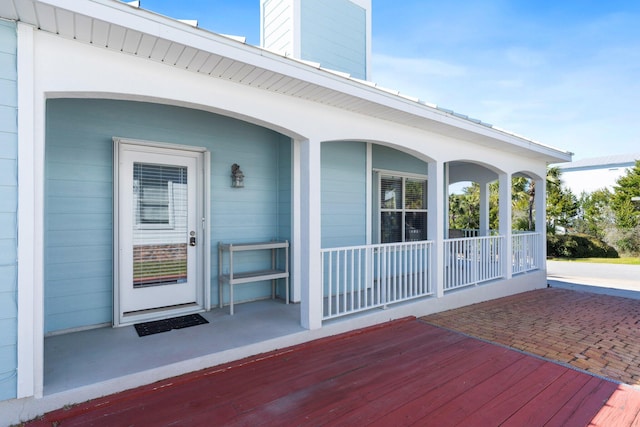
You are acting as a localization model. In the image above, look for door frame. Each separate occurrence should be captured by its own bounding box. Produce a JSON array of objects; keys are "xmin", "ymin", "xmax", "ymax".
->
[{"xmin": 113, "ymin": 137, "xmax": 211, "ymax": 326}]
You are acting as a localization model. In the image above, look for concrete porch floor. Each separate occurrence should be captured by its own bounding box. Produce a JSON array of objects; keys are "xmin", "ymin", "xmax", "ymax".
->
[{"xmin": 44, "ymin": 299, "xmax": 303, "ymax": 395}]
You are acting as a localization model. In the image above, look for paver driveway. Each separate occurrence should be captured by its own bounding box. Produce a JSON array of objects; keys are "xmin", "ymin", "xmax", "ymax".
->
[{"xmin": 423, "ymin": 287, "xmax": 640, "ymax": 385}]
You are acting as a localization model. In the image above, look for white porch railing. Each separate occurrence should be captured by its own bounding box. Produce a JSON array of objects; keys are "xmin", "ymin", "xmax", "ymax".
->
[
  {"xmin": 512, "ymin": 232, "xmax": 542, "ymax": 274},
  {"xmin": 449, "ymin": 228, "xmax": 499, "ymax": 239},
  {"xmin": 321, "ymin": 241, "xmax": 434, "ymax": 320},
  {"xmin": 321, "ymin": 233, "xmax": 542, "ymax": 321},
  {"xmin": 444, "ymin": 235, "xmax": 505, "ymax": 291}
]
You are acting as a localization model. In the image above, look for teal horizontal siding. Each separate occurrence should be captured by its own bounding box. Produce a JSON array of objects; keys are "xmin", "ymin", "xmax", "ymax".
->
[
  {"xmin": 0, "ymin": 239, "xmax": 16, "ymax": 265},
  {"xmin": 0, "ymin": 186, "xmax": 17, "ymax": 213},
  {"xmin": 0, "ymin": 214, "xmax": 16, "ymax": 238},
  {"xmin": 0, "ymin": 21, "xmax": 17, "ymax": 55},
  {"xmin": 0, "ymin": 265, "xmax": 16, "ymax": 292},
  {"xmin": 372, "ymin": 144, "xmax": 428, "ymax": 175},
  {"xmin": 0, "ymin": 79, "xmax": 16, "ymax": 107},
  {"xmin": 47, "ymin": 260, "xmax": 112, "ymax": 281},
  {"xmin": 0, "ymin": 53, "xmax": 16, "ymax": 81},
  {"xmin": 321, "ymin": 141, "xmax": 366, "ymax": 248},
  {"xmin": 301, "ymin": 0, "xmax": 367, "ymax": 79},
  {"xmin": 0, "ymin": 19, "xmax": 16, "ymax": 402},
  {"xmin": 0, "ymin": 158, "xmax": 16, "ymax": 186},
  {"xmin": 0, "ymin": 105, "xmax": 16, "ymax": 132},
  {"xmin": 46, "ymin": 99, "xmax": 292, "ymax": 331},
  {"xmin": 0, "ymin": 131, "xmax": 18, "ymax": 159}
]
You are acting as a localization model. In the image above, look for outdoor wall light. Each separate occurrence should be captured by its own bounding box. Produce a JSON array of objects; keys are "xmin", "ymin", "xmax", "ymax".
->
[{"xmin": 231, "ymin": 163, "xmax": 245, "ymax": 188}]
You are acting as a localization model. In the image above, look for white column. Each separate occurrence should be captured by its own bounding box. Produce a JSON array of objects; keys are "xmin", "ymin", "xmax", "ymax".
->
[
  {"xmin": 535, "ymin": 175, "xmax": 547, "ymax": 265},
  {"xmin": 299, "ymin": 138, "xmax": 322, "ymax": 330},
  {"xmin": 428, "ymin": 160, "xmax": 445, "ymax": 298},
  {"xmin": 499, "ymin": 173, "xmax": 512, "ymax": 280},
  {"xmin": 16, "ymin": 22, "xmax": 38, "ymax": 399},
  {"xmin": 479, "ymin": 181, "xmax": 490, "ymax": 236},
  {"xmin": 291, "ymin": 140, "xmax": 301, "ymax": 303}
]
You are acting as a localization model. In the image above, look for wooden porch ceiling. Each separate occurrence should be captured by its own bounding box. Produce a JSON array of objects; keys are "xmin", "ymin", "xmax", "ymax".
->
[{"xmin": 25, "ymin": 318, "xmax": 640, "ymax": 426}]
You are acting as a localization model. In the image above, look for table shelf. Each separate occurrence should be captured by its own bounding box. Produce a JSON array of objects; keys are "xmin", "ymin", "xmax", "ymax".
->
[{"xmin": 218, "ymin": 241, "xmax": 289, "ymax": 315}]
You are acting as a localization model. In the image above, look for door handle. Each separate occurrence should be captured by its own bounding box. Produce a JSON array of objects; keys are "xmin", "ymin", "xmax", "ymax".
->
[{"xmin": 189, "ymin": 231, "xmax": 196, "ymax": 246}]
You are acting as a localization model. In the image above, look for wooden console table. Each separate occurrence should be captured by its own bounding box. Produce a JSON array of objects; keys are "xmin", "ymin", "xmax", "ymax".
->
[{"xmin": 218, "ymin": 240, "xmax": 289, "ymax": 315}]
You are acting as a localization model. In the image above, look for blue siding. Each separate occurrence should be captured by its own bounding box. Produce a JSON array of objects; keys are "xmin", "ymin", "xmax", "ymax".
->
[
  {"xmin": 301, "ymin": 0, "xmax": 367, "ymax": 79},
  {"xmin": 321, "ymin": 141, "xmax": 367, "ymax": 248},
  {"xmin": 372, "ymin": 145, "xmax": 428, "ymax": 175},
  {"xmin": 45, "ymin": 99, "xmax": 292, "ymax": 333},
  {"xmin": 0, "ymin": 19, "xmax": 17, "ymax": 402}
]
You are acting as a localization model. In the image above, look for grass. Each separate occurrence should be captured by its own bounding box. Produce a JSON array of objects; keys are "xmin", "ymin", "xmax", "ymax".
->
[{"xmin": 548, "ymin": 257, "xmax": 640, "ymax": 265}]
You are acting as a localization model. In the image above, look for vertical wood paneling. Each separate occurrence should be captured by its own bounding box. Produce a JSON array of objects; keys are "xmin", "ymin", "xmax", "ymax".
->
[{"xmin": 45, "ymin": 99, "xmax": 292, "ymax": 332}]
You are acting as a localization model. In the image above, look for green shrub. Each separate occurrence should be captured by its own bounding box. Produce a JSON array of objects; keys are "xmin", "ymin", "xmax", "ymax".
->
[{"xmin": 547, "ymin": 233, "xmax": 619, "ymax": 258}]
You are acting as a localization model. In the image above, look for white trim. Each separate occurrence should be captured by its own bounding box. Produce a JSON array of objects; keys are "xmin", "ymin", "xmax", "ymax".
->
[
  {"xmin": 365, "ymin": 143, "xmax": 372, "ymax": 245},
  {"xmin": 16, "ymin": 21, "xmax": 36, "ymax": 400},
  {"xmin": 300, "ymin": 138, "xmax": 321, "ymax": 330},
  {"xmin": 203, "ymin": 151, "xmax": 211, "ymax": 310},
  {"xmin": 291, "ymin": 139, "xmax": 301, "ymax": 303},
  {"xmin": 428, "ymin": 160, "xmax": 445, "ymax": 298},
  {"xmin": 499, "ymin": 172, "xmax": 513, "ymax": 280}
]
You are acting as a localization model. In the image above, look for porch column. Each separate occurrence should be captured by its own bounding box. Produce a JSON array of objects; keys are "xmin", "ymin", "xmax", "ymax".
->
[
  {"xmin": 479, "ymin": 181, "xmax": 490, "ymax": 236},
  {"xmin": 498, "ymin": 173, "xmax": 513, "ymax": 279},
  {"xmin": 428, "ymin": 160, "xmax": 445, "ymax": 298},
  {"xmin": 16, "ymin": 22, "xmax": 40, "ymax": 399},
  {"xmin": 534, "ymin": 175, "xmax": 547, "ymax": 265},
  {"xmin": 299, "ymin": 138, "xmax": 322, "ymax": 330}
]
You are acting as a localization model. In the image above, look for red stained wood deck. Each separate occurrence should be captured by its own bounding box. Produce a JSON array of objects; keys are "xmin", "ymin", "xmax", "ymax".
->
[{"xmin": 26, "ymin": 318, "xmax": 640, "ymax": 426}]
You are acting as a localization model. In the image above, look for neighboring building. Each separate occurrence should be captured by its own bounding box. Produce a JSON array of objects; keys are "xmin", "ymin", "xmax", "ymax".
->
[
  {"xmin": 555, "ymin": 153, "xmax": 640, "ymax": 196},
  {"xmin": 0, "ymin": 0, "xmax": 570, "ymax": 423}
]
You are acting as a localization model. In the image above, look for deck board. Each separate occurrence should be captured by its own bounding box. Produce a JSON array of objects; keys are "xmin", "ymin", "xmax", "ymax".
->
[{"xmin": 26, "ymin": 319, "xmax": 640, "ymax": 427}]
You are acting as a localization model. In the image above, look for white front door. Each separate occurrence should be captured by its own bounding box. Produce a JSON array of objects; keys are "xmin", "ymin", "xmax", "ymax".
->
[{"xmin": 115, "ymin": 140, "xmax": 206, "ymax": 325}]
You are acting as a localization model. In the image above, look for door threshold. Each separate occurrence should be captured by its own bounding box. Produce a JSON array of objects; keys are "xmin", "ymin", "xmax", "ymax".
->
[{"xmin": 119, "ymin": 303, "xmax": 202, "ymax": 326}]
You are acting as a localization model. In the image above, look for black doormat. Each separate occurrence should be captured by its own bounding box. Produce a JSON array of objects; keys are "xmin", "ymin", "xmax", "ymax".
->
[{"xmin": 134, "ymin": 314, "xmax": 209, "ymax": 337}]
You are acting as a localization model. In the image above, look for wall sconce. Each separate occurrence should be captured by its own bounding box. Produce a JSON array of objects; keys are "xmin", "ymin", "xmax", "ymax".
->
[{"xmin": 231, "ymin": 163, "xmax": 244, "ymax": 188}]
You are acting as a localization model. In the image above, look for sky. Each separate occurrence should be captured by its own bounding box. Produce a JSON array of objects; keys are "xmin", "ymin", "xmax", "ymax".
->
[{"xmin": 137, "ymin": 0, "xmax": 640, "ymax": 161}]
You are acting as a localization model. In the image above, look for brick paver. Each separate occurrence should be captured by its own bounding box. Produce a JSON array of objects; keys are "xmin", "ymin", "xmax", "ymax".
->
[{"xmin": 422, "ymin": 288, "xmax": 640, "ymax": 385}]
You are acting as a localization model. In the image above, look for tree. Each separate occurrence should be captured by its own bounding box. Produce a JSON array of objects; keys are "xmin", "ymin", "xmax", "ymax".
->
[
  {"xmin": 449, "ymin": 167, "xmax": 577, "ymax": 235},
  {"xmin": 608, "ymin": 160, "xmax": 640, "ymax": 254},
  {"xmin": 448, "ymin": 183, "xmax": 480, "ymax": 230},
  {"xmin": 610, "ymin": 160, "xmax": 640, "ymax": 229},
  {"xmin": 545, "ymin": 167, "xmax": 578, "ymax": 234},
  {"xmin": 575, "ymin": 189, "xmax": 613, "ymax": 240}
]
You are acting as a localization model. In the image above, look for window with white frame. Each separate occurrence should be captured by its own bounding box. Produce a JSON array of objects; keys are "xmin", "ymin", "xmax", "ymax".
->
[{"xmin": 379, "ymin": 174, "xmax": 428, "ymax": 243}]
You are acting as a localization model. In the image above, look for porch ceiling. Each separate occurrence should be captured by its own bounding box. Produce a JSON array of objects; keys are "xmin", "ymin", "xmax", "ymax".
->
[{"xmin": 2, "ymin": 0, "xmax": 572, "ymax": 163}]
